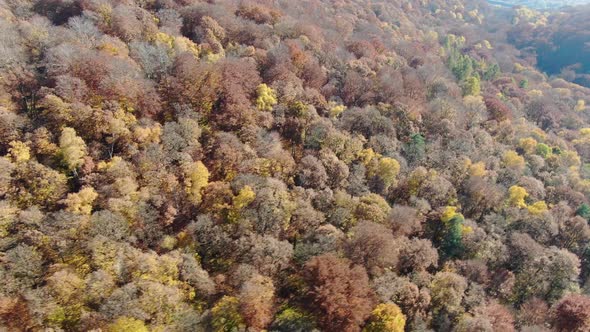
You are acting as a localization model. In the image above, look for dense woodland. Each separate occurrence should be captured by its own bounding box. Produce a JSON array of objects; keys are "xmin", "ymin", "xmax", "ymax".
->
[{"xmin": 3, "ymin": 0, "xmax": 590, "ymax": 331}]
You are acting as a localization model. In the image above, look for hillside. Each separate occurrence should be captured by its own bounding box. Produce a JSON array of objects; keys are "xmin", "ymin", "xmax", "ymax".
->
[
  {"xmin": 508, "ymin": 4, "xmax": 590, "ymax": 88},
  {"xmin": 2, "ymin": 0, "xmax": 590, "ymax": 331}
]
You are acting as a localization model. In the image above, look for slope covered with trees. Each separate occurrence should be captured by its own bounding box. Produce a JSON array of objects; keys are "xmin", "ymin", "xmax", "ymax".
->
[{"xmin": 1, "ymin": 0, "xmax": 590, "ymax": 331}]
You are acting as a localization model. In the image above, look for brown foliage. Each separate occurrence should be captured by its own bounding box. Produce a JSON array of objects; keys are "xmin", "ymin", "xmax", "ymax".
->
[
  {"xmin": 388, "ymin": 205, "xmax": 424, "ymax": 237},
  {"xmin": 239, "ymin": 274, "xmax": 275, "ymax": 330},
  {"xmin": 484, "ymin": 95, "xmax": 512, "ymax": 121},
  {"xmin": 476, "ymin": 301, "xmax": 516, "ymax": 332},
  {"xmin": 0, "ymin": 297, "xmax": 34, "ymax": 330},
  {"xmin": 212, "ymin": 59, "xmax": 262, "ymax": 130},
  {"xmin": 518, "ymin": 297, "xmax": 549, "ymax": 327},
  {"xmin": 303, "ymin": 253, "xmax": 375, "ymax": 332},
  {"xmin": 236, "ymin": 3, "xmax": 282, "ymax": 25},
  {"xmin": 553, "ymin": 294, "xmax": 590, "ymax": 332},
  {"xmin": 346, "ymin": 221, "xmax": 400, "ymax": 276},
  {"xmin": 398, "ymin": 237, "xmax": 439, "ymax": 273}
]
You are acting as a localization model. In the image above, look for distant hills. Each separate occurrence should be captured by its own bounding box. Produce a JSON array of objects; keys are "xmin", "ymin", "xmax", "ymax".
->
[{"xmin": 488, "ymin": 0, "xmax": 590, "ymax": 9}]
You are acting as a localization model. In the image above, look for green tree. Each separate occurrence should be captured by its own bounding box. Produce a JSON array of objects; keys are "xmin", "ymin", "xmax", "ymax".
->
[
  {"xmin": 462, "ymin": 76, "xmax": 481, "ymax": 96},
  {"xmin": 536, "ymin": 143, "xmax": 552, "ymax": 158},
  {"xmin": 405, "ymin": 133, "xmax": 425, "ymax": 163},
  {"xmin": 440, "ymin": 207, "xmax": 465, "ymax": 259},
  {"xmin": 576, "ymin": 203, "xmax": 590, "ymax": 221},
  {"xmin": 447, "ymin": 38, "xmax": 474, "ymax": 81},
  {"xmin": 483, "ymin": 63, "xmax": 500, "ymax": 80}
]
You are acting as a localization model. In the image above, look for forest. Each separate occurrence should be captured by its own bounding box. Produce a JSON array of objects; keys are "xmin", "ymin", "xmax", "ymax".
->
[{"xmin": 2, "ymin": 0, "xmax": 590, "ymax": 331}]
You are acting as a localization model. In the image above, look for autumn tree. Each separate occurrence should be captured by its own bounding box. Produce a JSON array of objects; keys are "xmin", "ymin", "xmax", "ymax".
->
[
  {"xmin": 430, "ymin": 271, "xmax": 468, "ymax": 323},
  {"xmin": 471, "ymin": 301, "xmax": 516, "ymax": 332},
  {"xmin": 296, "ymin": 155, "xmax": 328, "ymax": 189},
  {"xmin": 59, "ymin": 127, "xmax": 87, "ymax": 172},
  {"xmin": 0, "ymin": 297, "xmax": 34, "ymax": 331},
  {"xmin": 303, "ymin": 253, "xmax": 375, "ymax": 332},
  {"xmin": 398, "ymin": 237, "xmax": 439, "ymax": 273},
  {"xmin": 363, "ymin": 303, "xmax": 406, "ymax": 332},
  {"xmin": 518, "ymin": 297, "xmax": 549, "ymax": 328},
  {"xmin": 182, "ymin": 161, "xmax": 209, "ymax": 205},
  {"xmin": 211, "ymin": 59, "xmax": 262, "ymax": 130},
  {"xmin": 211, "ymin": 296, "xmax": 245, "ymax": 332},
  {"xmin": 346, "ymin": 221, "xmax": 400, "ymax": 276},
  {"xmin": 256, "ymin": 84, "xmax": 278, "ymax": 111},
  {"xmin": 62, "ymin": 186, "xmax": 98, "ymax": 214},
  {"xmin": 484, "ymin": 95, "xmax": 512, "ymax": 121},
  {"xmin": 513, "ymin": 247, "xmax": 581, "ymax": 304},
  {"xmin": 553, "ymin": 294, "xmax": 590, "ymax": 332},
  {"xmin": 387, "ymin": 205, "xmax": 424, "ymax": 237},
  {"xmin": 12, "ymin": 160, "xmax": 68, "ymax": 208},
  {"xmin": 107, "ymin": 317, "xmax": 148, "ymax": 332},
  {"xmin": 373, "ymin": 272, "xmax": 431, "ymax": 323},
  {"xmin": 239, "ymin": 274, "xmax": 275, "ymax": 330},
  {"xmin": 4, "ymin": 0, "xmax": 590, "ymax": 330}
]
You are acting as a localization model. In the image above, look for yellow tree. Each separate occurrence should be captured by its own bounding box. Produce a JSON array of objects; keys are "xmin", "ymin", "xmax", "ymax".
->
[
  {"xmin": 62, "ymin": 187, "xmax": 98, "ymax": 215},
  {"xmin": 256, "ymin": 84, "xmax": 277, "ymax": 111},
  {"xmin": 376, "ymin": 157, "xmax": 401, "ymax": 189},
  {"xmin": 364, "ymin": 303, "xmax": 406, "ymax": 332},
  {"xmin": 182, "ymin": 161, "xmax": 210, "ymax": 205},
  {"xmin": 59, "ymin": 127, "xmax": 87, "ymax": 171},
  {"xmin": 468, "ymin": 161, "xmax": 486, "ymax": 177},
  {"xmin": 519, "ymin": 137, "xmax": 538, "ymax": 155},
  {"xmin": 508, "ymin": 185, "xmax": 528, "ymax": 208},
  {"xmin": 575, "ymin": 99, "xmax": 586, "ymax": 112},
  {"xmin": 8, "ymin": 141, "xmax": 30, "ymax": 163},
  {"xmin": 107, "ymin": 317, "xmax": 148, "ymax": 332},
  {"xmin": 358, "ymin": 148, "xmax": 378, "ymax": 166},
  {"xmin": 227, "ymin": 185, "xmax": 256, "ymax": 223},
  {"xmin": 527, "ymin": 201, "xmax": 548, "ymax": 215},
  {"xmin": 328, "ymin": 102, "xmax": 346, "ymax": 118},
  {"xmin": 503, "ymin": 150, "xmax": 525, "ymax": 172}
]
